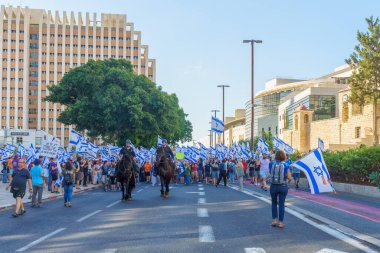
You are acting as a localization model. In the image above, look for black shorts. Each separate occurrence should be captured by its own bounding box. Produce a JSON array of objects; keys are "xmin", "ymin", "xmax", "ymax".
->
[
  {"xmin": 12, "ymin": 188, "xmax": 25, "ymax": 199},
  {"xmin": 110, "ymin": 176, "xmax": 116, "ymax": 184},
  {"xmin": 145, "ymin": 172, "xmax": 150, "ymax": 177},
  {"xmin": 52, "ymin": 174, "xmax": 58, "ymax": 181}
]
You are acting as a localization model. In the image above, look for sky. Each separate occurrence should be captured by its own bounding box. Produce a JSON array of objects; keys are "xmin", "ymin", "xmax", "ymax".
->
[{"xmin": 5, "ymin": 0, "xmax": 380, "ymax": 141}]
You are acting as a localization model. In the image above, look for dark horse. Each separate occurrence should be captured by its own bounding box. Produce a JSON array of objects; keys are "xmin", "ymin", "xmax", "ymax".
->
[
  {"xmin": 116, "ymin": 155, "xmax": 135, "ymax": 201},
  {"xmin": 155, "ymin": 148, "xmax": 174, "ymax": 198}
]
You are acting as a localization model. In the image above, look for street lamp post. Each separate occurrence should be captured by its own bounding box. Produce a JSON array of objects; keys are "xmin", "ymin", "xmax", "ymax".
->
[
  {"xmin": 217, "ymin": 85, "xmax": 230, "ymax": 145},
  {"xmin": 243, "ymin": 39, "xmax": 262, "ymax": 149},
  {"xmin": 211, "ymin": 109, "xmax": 219, "ymax": 147}
]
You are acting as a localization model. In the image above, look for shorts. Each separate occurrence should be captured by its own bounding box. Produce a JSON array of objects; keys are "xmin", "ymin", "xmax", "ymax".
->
[
  {"xmin": 52, "ymin": 174, "xmax": 58, "ymax": 181},
  {"xmin": 212, "ymin": 171, "xmax": 219, "ymax": 178},
  {"xmin": 110, "ymin": 176, "xmax": 116, "ymax": 184},
  {"xmin": 292, "ymin": 173, "xmax": 300, "ymax": 180},
  {"xmin": 205, "ymin": 171, "xmax": 211, "ymax": 177},
  {"xmin": 249, "ymin": 169, "xmax": 254, "ymax": 177},
  {"xmin": 198, "ymin": 170, "xmax": 203, "ymax": 177},
  {"xmin": 12, "ymin": 188, "xmax": 25, "ymax": 199},
  {"xmin": 145, "ymin": 172, "xmax": 151, "ymax": 177},
  {"xmin": 260, "ymin": 172, "xmax": 269, "ymax": 178},
  {"xmin": 254, "ymin": 170, "xmax": 260, "ymax": 177}
]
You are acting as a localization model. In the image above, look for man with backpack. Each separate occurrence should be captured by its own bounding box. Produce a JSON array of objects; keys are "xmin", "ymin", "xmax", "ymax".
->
[
  {"xmin": 62, "ymin": 161, "xmax": 75, "ymax": 207},
  {"xmin": 269, "ymin": 150, "xmax": 291, "ymax": 229}
]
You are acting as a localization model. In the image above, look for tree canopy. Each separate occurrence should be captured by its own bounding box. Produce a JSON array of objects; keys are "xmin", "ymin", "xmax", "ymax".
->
[
  {"xmin": 346, "ymin": 16, "xmax": 380, "ymax": 144},
  {"xmin": 46, "ymin": 59, "xmax": 192, "ymax": 147}
]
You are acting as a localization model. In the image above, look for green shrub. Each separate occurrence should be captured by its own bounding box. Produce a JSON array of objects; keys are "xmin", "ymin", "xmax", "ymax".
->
[{"xmin": 323, "ymin": 146, "xmax": 380, "ymax": 186}]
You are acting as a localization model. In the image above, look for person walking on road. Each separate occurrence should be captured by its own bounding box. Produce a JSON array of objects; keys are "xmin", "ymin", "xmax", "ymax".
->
[
  {"xmin": 62, "ymin": 161, "xmax": 75, "ymax": 207},
  {"xmin": 216, "ymin": 158, "xmax": 228, "ymax": 187},
  {"xmin": 236, "ymin": 159, "xmax": 245, "ymax": 191},
  {"xmin": 260, "ymin": 153, "xmax": 270, "ymax": 191},
  {"xmin": 50, "ymin": 158, "xmax": 59, "ymax": 193},
  {"xmin": 269, "ymin": 150, "xmax": 291, "ymax": 228},
  {"xmin": 211, "ymin": 158, "xmax": 219, "ymax": 186},
  {"xmin": 30, "ymin": 159, "xmax": 44, "ymax": 208},
  {"xmin": 6, "ymin": 160, "xmax": 33, "ymax": 218}
]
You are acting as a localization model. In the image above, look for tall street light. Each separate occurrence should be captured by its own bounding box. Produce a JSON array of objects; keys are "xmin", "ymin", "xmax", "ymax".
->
[
  {"xmin": 243, "ymin": 39, "xmax": 262, "ymax": 149},
  {"xmin": 211, "ymin": 109, "xmax": 219, "ymax": 146},
  {"xmin": 217, "ymin": 85, "xmax": 230, "ymax": 145}
]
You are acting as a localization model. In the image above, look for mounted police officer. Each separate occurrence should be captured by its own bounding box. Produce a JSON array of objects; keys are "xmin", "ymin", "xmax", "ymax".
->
[
  {"xmin": 119, "ymin": 140, "xmax": 139, "ymax": 173},
  {"xmin": 157, "ymin": 139, "xmax": 174, "ymax": 160}
]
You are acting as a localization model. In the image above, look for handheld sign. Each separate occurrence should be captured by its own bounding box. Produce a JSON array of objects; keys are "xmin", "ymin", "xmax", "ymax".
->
[{"xmin": 39, "ymin": 140, "xmax": 59, "ymax": 158}]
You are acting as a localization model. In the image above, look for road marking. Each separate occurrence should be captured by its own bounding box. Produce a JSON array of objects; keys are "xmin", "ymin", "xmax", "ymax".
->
[
  {"xmin": 77, "ymin": 210, "xmax": 102, "ymax": 222},
  {"xmin": 106, "ymin": 200, "xmax": 121, "ymax": 208},
  {"xmin": 229, "ymin": 186, "xmax": 378, "ymax": 253},
  {"xmin": 316, "ymin": 249, "xmax": 347, "ymax": 253},
  {"xmin": 199, "ymin": 225, "xmax": 215, "ymax": 242},
  {"xmin": 198, "ymin": 198, "xmax": 206, "ymax": 204},
  {"xmin": 198, "ymin": 187, "xmax": 204, "ymax": 191},
  {"xmin": 16, "ymin": 228, "xmax": 66, "ymax": 252},
  {"xmin": 245, "ymin": 248, "xmax": 266, "ymax": 253},
  {"xmin": 100, "ymin": 249, "xmax": 118, "ymax": 253},
  {"xmin": 186, "ymin": 191, "xmax": 205, "ymax": 196},
  {"xmin": 137, "ymin": 189, "xmax": 143, "ymax": 193},
  {"xmin": 197, "ymin": 208, "xmax": 209, "ymax": 217}
]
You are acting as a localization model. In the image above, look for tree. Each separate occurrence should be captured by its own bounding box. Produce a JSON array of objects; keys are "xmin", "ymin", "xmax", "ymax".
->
[
  {"xmin": 346, "ymin": 16, "xmax": 380, "ymax": 145},
  {"xmin": 45, "ymin": 59, "xmax": 192, "ymax": 147}
]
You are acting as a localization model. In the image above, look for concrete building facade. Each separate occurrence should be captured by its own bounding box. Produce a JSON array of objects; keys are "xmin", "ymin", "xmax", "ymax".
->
[
  {"xmin": 219, "ymin": 109, "xmax": 245, "ymax": 147},
  {"xmin": 0, "ymin": 5, "xmax": 156, "ymax": 146}
]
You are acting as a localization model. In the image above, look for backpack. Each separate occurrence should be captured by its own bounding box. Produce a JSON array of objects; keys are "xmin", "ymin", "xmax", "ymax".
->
[
  {"xmin": 270, "ymin": 162, "xmax": 285, "ymax": 185},
  {"xmin": 64, "ymin": 171, "xmax": 73, "ymax": 185}
]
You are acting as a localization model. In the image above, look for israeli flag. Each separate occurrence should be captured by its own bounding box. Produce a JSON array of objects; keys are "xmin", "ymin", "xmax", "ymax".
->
[
  {"xmin": 6, "ymin": 143, "xmax": 16, "ymax": 153},
  {"xmin": 69, "ymin": 129, "xmax": 84, "ymax": 149},
  {"xmin": 257, "ymin": 139, "xmax": 269, "ymax": 153},
  {"xmin": 318, "ymin": 138, "xmax": 325, "ymax": 152},
  {"xmin": 292, "ymin": 148, "xmax": 335, "ymax": 194},
  {"xmin": 157, "ymin": 135, "xmax": 164, "ymax": 147},
  {"xmin": 273, "ymin": 137, "xmax": 285, "ymax": 150},
  {"xmin": 211, "ymin": 116, "xmax": 224, "ymax": 134}
]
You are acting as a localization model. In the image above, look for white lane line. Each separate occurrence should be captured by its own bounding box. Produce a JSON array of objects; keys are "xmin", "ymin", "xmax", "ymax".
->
[
  {"xmin": 100, "ymin": 249, "xmax": 118, "ymax": 253},
  {"xmin": 229, "ymin": 186, "xmax": 378, "ymax": 253},
  {"xmin": 199, "ymin": 225, "xmax": 215, "ymax": 242},
  {"xmin": 198, "ymin": 187, "xmax": 204, "ymax": 191},
  {"xmin": 137, "ymin": 189, "xmax": 143, "ymax": 193},
  {"xmin": 198, "ymin": 198, "xmax": 206, "ymax": 204},
  {"xmin": 199, "ymin": 192, "xmax": 205, "ymax": 196},
  {"xmin": 76, "ymin": 210, "xmax": 102, "ymax": 222},
  {"xmin": 245, "ymin": 248, "xmax": 267, "ymax": 253},
  {"xmin": 316, "ymin": 249, "xmax": 347, "ymax": 253},
  {"xmin": 197, "ymin": 208, "xmax": 209, "ymax": 218},
  {"xmin": 16, "ymin": 228, "xmax": 66, "ymax": 252},
  {"xmin": 106, "ymin": 200, "xmax": 121, "ymax": 208}
]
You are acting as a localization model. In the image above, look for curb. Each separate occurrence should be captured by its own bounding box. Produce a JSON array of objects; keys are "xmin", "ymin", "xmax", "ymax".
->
[{"xmin": 0, "ymin": 185, "xmax": 102, "ymax": 212}]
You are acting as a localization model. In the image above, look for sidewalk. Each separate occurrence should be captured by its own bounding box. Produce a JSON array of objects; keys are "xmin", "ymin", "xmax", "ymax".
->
[{"xmin": 0, "ymin": 181, "xmax": 101, "ymax": 211}]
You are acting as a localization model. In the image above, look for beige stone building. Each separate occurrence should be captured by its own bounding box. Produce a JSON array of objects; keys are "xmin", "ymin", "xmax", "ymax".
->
[
  {"xmin": 0, "ymin": 5, "xmax": 156, "ymax": 146},
  {"xmin": 216, "ymin": 109, "xmax": 245, "ymax": 147},
  {"xmin": 283, "ymin": 88, "xmax": 377, "ymax": 152}
]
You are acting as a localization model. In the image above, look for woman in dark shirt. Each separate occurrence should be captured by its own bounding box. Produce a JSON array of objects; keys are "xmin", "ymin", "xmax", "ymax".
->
[{"xmin": 6, "ymin": 160, "xmax": 33, "ymax": 218}]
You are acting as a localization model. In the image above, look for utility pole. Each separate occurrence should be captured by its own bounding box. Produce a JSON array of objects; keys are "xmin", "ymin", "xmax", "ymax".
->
[
  {"xmin": 217, "ymin": 85, "xmax": 230, "ymax": 145},
  {"xmin": 243, "ymin": 39, "xmax": 262, "ymax": 148}
]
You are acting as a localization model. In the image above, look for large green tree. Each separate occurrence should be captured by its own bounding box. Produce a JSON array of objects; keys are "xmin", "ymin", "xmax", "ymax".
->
[
  {"xmin": 46, "ymin": 59, "xmax": 192, "ymax": 147},
  {"xmin": 346, "ymin": 16, "xmax": 380, "ymax": 145}
]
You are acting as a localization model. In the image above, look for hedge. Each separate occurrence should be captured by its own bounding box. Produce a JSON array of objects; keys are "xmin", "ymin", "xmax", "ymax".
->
[{"xmin": 323, "ymin": 146, "xmax": 380, "ymax": 187}]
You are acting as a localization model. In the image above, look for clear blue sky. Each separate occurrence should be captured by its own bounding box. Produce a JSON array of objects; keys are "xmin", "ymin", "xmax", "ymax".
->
[{"xmin": 12, "ymin": 0, "xmax": 380, "ymax": 140}]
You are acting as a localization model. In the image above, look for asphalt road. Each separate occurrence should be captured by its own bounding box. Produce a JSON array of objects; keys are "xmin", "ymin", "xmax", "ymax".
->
[{"xmin": 0, "ymin": 182, "xmax": 376, "ymax": 253}]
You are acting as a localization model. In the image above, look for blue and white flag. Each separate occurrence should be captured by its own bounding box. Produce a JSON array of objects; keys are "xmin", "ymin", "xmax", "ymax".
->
[
  {"xmin": 318, "ymin": 138, "xmax": 325, "ymax": 152},
  {"xmin": 273, "ymin": 137, "xmax": 285, "ymax": 150},
  {"xmin": 257, "ymin": 139, "xmax": 269, "ymax": 154},
  {"xmin": 157, "ymin": 135, "xmax": 164, "ymax": 147},
  {"xmin": 211, "ymin": 116, "xmax": 224, "ymax": 134},
  {"xmin": 292, "ymin": 148, "xmax": 335, "ymax": 194},
  {"xmin": 69, "ymin": 129, "xmax": 84, "ymax": 148}
]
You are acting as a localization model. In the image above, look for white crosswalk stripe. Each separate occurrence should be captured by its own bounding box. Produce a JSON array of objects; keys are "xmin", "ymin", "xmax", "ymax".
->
[
  {"xmin": 316, "ymin": 249, "xmax": 347, "ymax": 253},
  {"xmin": 199, "ymin": 225, "xmax": 215, "ymax": 242},
  {"xmin": 245, "ymin": 248, "xmax": 266, "ymax": 253}
]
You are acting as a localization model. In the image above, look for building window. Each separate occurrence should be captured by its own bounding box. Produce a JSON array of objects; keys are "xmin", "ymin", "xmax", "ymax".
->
[
  {"xmin": 35, "ymin": 137, "xmax": 42, "ymax": 145},
  {"xmin": 16, "ymin": 137, "xmax": 23, "ymax": 144},
  {"xmin": 304, "ymin": 114, "xmax": 309, "ymax": 123},
  {"xmin": 355, "ymin": 127, "xmax": 361, "ymax": 138},
  {"xmin": 294, "ymin": 115, "xmax": 299, "ymax": 130}
]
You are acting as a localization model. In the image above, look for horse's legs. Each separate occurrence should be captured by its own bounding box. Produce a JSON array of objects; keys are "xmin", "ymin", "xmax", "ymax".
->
[
  {"xmin": 160, "ymin": 176, "xmax": 164, "ymax": 197},
  {"xmin": 125, "ymin": 177, "xmax": 130, "ymax": 201},
  {"xmin": 120, "ymin": 179, "xmax": 125, "ymax": 201},
  {"xmin": 164, "ymin": 179, "xmax": 170, "ymax": 198}
]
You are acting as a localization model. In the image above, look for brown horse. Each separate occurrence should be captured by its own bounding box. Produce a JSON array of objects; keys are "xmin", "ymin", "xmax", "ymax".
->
[
  {"xmin": 116, "ymin": 155, "xmax": 135, "ymax": 201},
  {"xmin": 155, "ymin": 148, "xmax": 174, "ymax": 198}
]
